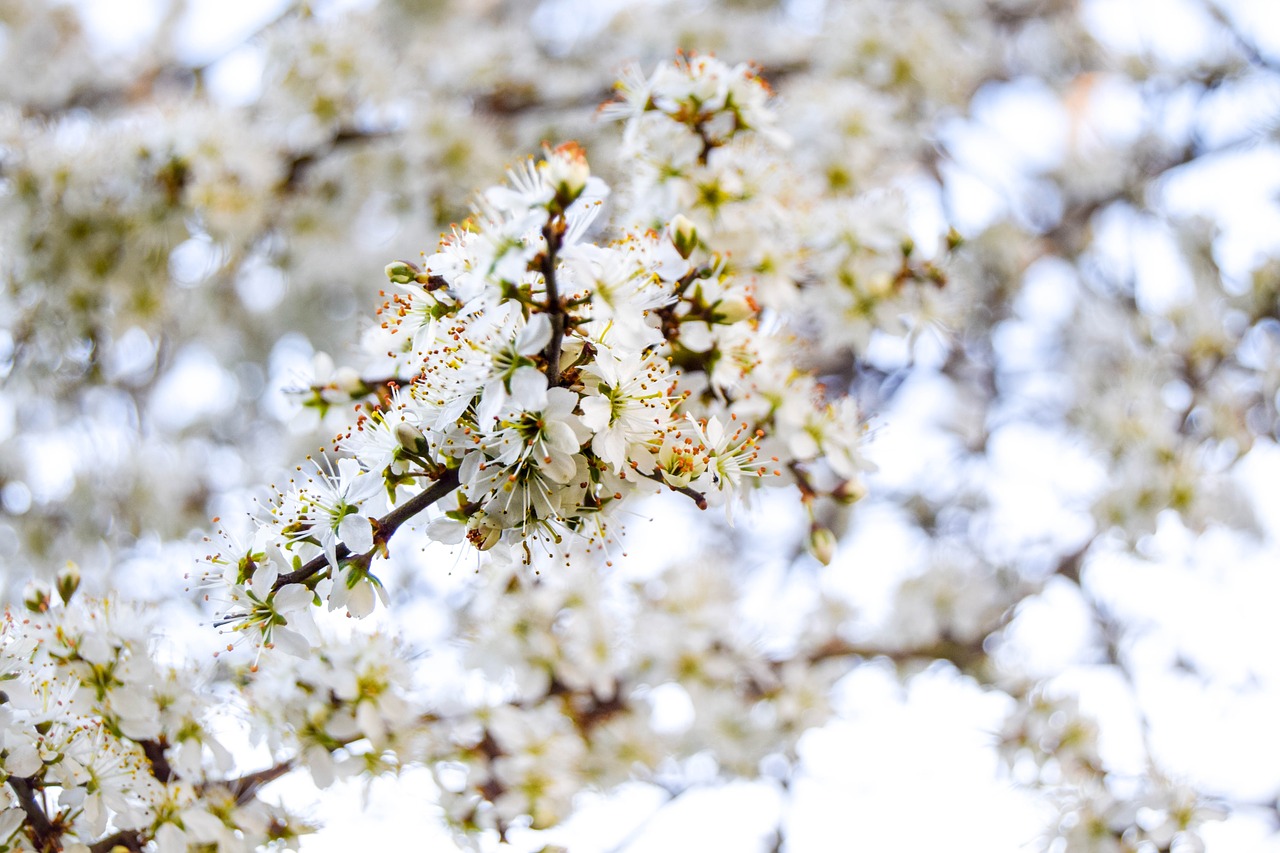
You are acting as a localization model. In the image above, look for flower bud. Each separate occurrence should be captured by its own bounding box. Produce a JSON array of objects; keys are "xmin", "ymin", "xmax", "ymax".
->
[
  {"xmin": 669, "ymin": 214, "xmax": 699, "ymax": 259},
  {"xmin": 23, "ymin": 581, "xmax": 52, "ymax": 614},
  {"xmin": 543, "ymin": 142, "xmax": 590, "ymax": 209},
  {"xmin": 333, "ymin": 367, "xmax": 365, "ymax": 396},
  {"xmin": 385, "ymin": 261, "xmax": 420, "ymax": 285},
  {"xmin": 832, "ymin": 477, "xmax": 868, "ymax": 505},
  {"xmin": 394, "ymin": 421, "xmax": 427, "ymax": 455},
  {"xmin": 56, "ymin": 563, "xmax": 81, "ymax": 605},
  {"xmin": 807, "ymin": 525, "xmax": 837, "ymax": 566},
  {"xmin": 713, "ymin": 295, "xmax": 754, "ymax": 325}
]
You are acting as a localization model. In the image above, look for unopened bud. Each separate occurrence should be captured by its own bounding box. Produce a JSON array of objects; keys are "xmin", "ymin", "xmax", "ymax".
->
[
  {"xmin": 669, "ymin": 214, "xmax": 699, "ymax": 259},
  {"xmin": 333, "ymin": 367, "xmax": 365, "ymax": 396},
  {"xmin": 713, "ymin": 295, "xmax": 754, "ymax": 325},
  {"xmin": 543, "ymin": 142, "xmax": 590, "ymax": 209},
  {"xmin": 385, "ymin": 261, "xmax": 420, "ymax": 285},
  {"xmin": 832, "ymin": 477, "xmax": 868, "ymax": 505},
  {"xmin": 394, "ymin": 421, "xmax": 427, "ymax": 454},
  {"xmin": 23, "ymin": 581, "xmax": 52, "ymax": 614},
  {"xmin": 56, "ymin": 563, "xmax": 81, "ymax": 605},
  {"xmin": 807, "ymin": 525, "xmax": 837, "ymax": 566}
]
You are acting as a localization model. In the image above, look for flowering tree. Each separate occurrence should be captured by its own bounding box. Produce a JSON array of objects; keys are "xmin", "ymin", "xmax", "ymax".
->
[{"xmin": 2, "ymin": 0, "xmax": 1278, "ymax": 850}]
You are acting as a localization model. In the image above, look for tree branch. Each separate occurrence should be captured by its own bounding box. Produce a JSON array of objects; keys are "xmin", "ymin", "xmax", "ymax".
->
[
  {"xmin": 89, "ymin": 829, "xmax": 147, "ymax": 853},
  {"xmin": 634, "ymin": 468, "xmax": 708, "ymax": 510},
  {"xmin": 139, "ymin": 738, "xmax": 174, "ymax": 784},
  {"xmin": 540, "ymin": 218, "xmax": 567, "ymax": 382},
  {"xmin": 272, "ymin": 466, "xmax": 461, "ymax": 592},
  {"xmin": 223, "ymin": 760, "xmax": 296, "ymax": 805},
  {"xmin": 7, "ymin": 776, "xmax": 57, "ymax": 851}
]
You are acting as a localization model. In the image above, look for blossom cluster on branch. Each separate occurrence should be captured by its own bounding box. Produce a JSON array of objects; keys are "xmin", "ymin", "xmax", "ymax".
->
[{"xmin": 206, "ymin": 56, "xmax": 891, "ymax": 648}]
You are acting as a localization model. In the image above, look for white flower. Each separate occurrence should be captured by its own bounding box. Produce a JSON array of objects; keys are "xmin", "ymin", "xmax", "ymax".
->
[
  {"xmin": 275, "ymin": 456, "xmax": 383, "ymax": 571},
  {"xmin": 578, "ymin": 349, "xmax": 672, "ymax": 473},
  {"xmin": 326, "ymin": 566, "xmax": 388, "ymax": 618}
]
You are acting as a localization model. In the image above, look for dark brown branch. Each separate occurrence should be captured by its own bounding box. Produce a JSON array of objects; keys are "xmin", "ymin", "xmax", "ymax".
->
[
  {"xmin": 539, "ymin": 218, "xmax": 567, "ymax": 382},
  {"xmin": 7, "ymin": 776, "xmax": 57, "ymax": 851},
  {"xmin": 89, "ymin": 829, "xmax": 147, "ymax": 853},
  {"xmin": 272, "ymin": 466, "xmax": 461, "ymax": 592},
  {"xmin": 224, "ymin": 760, "xmax": 296, "ymax": 805},
  {"xmin": 634, "ymin": 468, "xmax": 708, "ymax": 510},
  {"xmin": 139, "ymin": 738, "xmax": 174, "ymax": 784}
]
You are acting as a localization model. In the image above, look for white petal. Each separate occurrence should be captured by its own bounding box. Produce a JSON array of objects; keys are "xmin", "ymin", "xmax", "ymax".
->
[
  {"xmin": 271, "ymin": 626, "xmax": 312, "ymax": 658},
  {"xmin": 155, "ymin": 822, "xmax": 187, "ymax": 853},
  {"xmin": 579, "ymin": 395, "xmax": 612, "ymax": 431},
  {"xmin": 541, "ymin": 451, "xmax": 577, "ymax": 485},
  {"xmin": 0, "ymin": 810, "xmax": 26, "ymax": 840},
  {"xmin": 544, "ymin": 386, "xmax": 579, "ymax": 417},
  {"xmin": 78, "ymin": 631, "xmax": 113, "ymax": 665},
  {"xmin": 273, "ymin": 583, "xmax": 314, "ymax": 612},
  {"xmin": 338, "ymin": 514, "xmax": 374, "ymax": 553},
  {"xmin": 680, "ymin": 320, "xmax": 714, "ymax": 353},
  {"xmin": 356, "ymin": 702, "xmax": 388, "ymax": 747},
  {"xmin": 476, "ymin": 378, "xmax": 506, "ymax": 425},
  {"xmin": 4, "ymin": 743, "xmax": 41, "ymax": 777},
  {"xmin": 345, "ymin": 579, "xmax": 376, "ymax": 618},
  {"xmin": 516, "ymin": 313, "xmax": 553, "ymax": 355},
  {"xmin": 543, "ymin": 420, "xmax": 581, "ymax": 455},
  {"xmin": 426, "ymin": 517, "xmax": 467, "ymax": 544},
  {"xmin": 510, "ymin": 366, "xmax": 549, "ymax": 411}
]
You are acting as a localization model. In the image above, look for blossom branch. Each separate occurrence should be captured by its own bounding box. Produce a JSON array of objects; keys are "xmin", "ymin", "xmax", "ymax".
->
[
  {"xmin": 539, "ymin": 217, "xmax": 567, "ymax": 382},
  {"xmin": 271, "ymin": 466, "xmax": 460, "ymax": 592}
]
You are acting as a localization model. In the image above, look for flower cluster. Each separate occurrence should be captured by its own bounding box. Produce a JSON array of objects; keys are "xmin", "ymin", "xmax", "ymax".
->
[
  {"xmin": 207, "ymin": 57, "xmax": 877, "ymax": 647},
  {"xmin": 1000, "ymin": 690, "xmax": 1226, "ymax": 852},
  {"xmin": 412, "ymin": 550, "xmax": 850, "ymax": 840},
  {"xmin": 0, "ymin": 577, "xmax": 308, "ymax": 853}
]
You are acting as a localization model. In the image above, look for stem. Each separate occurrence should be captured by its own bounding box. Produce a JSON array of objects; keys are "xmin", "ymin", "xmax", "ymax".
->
[
  {"xmin": 7, "ymin": 777, "xmax": 57, "ymax": 852},
  {"xmin": 539, "ymin": 218, "xmax": 566, "ymax": 383},
  {"xmin": 272, "ymin": 466, "xmax": 461, "ymax": 592},
  {"xmin": 634, "ymin": 468, "xmax": 708, "ymax": 510},
  {"xmin": 89, "ymin": 830, "xmax": 146, "ymax": 853},
  {"xmin": 139, "ymin": 739, "xmax": 174, "ymax": 784},
  {"xmin": 223, "ymin": 760, "xmax": 296, "ymax": 805}
]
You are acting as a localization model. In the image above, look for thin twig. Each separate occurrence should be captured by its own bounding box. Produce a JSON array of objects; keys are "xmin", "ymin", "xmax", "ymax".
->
[
  {"xmin": 272, "ymin": 466, "xmax": 460, "ymax": 592},
  {"xmin": 634, "ymin": 469, "xmax": 708, "ymax": 510},
  {"xmin": 224, "ymin": 760, "xmax": 296, "ymax": 805},
  {"xmin": 540, "ymin": 218, "xmax": 567, "ymax": 381}
]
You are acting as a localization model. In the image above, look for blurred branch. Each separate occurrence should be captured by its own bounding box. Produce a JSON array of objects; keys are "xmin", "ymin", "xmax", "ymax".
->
[
  {"xmin": 89, "ymin": 830, "xmax": 147, "ymax": 853},
  {"xmin": 281, "ymin": 127, "xmax": 397, "ymax": 190},
  {"xmin": 602, "ymin": 783, "xmax": 690, "ymax": 853},
  {"xmin": 223, "ymin": 760, "xmax": 296, "ymax": 805},
  {"xmin": 1202, "ymin": 0, "xmax": 1280, "ymax": 76},
  {"xmin": 22, "ymin": 2, "xmax": 306, "ymax": 119}
]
